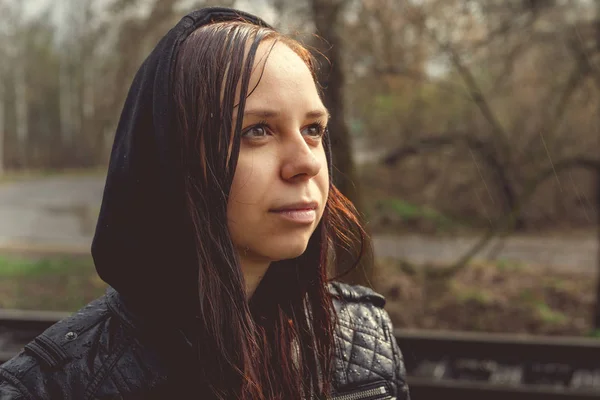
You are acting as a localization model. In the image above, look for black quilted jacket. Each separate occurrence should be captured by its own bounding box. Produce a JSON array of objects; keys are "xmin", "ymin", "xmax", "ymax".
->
[{"xmin": 0, "ymin": 283, "xmax": 409, "ymax": 400}]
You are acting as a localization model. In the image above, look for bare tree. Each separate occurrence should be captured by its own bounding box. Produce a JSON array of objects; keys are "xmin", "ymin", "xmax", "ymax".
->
[
  {"xmin": 0, "ymin": 1, "xmax": 7, "ymax": 176},
  {"xmin": 310, "ymin": 0, "xmax": 374, "ymax": 286},
  {"xmin": 311, "ymin": 0, "xmax": 361, "ymax": 205},
  {"xmin": 365, "ymin": 1, "xmax": 600, "ymax": 280}
]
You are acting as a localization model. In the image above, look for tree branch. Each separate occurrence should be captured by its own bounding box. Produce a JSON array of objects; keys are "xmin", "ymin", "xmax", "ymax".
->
[
  {"xmin": 381, "ymin": 133, "xmax": 520, "ymax": 226},
  {"xmin": 437, "ymin": 156, "xmax": 600, "ymax": 278}
]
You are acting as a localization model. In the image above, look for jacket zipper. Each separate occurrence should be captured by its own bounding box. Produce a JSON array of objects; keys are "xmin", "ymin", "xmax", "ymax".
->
[{"xmin": 327, "ymin": 384, "xmax": 393, "ymax": 400}]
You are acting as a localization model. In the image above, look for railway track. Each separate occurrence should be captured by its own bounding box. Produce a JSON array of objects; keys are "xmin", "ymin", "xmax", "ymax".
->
[
  {"xmin": 1, "ymin": 311, "xmax": 600, "ymax": 399},
  {"xmin": 0, "ymin": 309, "xmax": 69, "ymax": 357},
  {"xmin": 0, "ymin": 309, "xmax": 69, "ymax": 332},
  {"xmin": 397, "ymin": 329, "xmax": 600, "ymax": 399}
]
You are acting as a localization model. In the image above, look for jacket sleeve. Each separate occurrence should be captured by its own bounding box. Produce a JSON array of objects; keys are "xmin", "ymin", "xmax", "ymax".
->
[
  {"xmin": 391, "ymin": 334, "xmax": 411, "ymax": 400},
  {"xmin": 0, "ymin": 350, "xmax": 53, "ymax": 400},
  {"xmin": 0, "ymin": 383, "xmax": 27, "ymax": 400},
  {"xmin": 381, "ymin": 309, "xmax": 411, "ymax": 400},
  {"xmin": 0, "ymin": 369, "xmax": 29, "ymax": 400}
]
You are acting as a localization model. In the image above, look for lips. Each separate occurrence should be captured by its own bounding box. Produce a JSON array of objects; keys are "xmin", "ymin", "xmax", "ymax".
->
[
  {"xmin": 269, "ymin": 201, "xmax": 319, "ymax": 224},
  {"xmin": 269, "ymin": 201, "xmax": 318, "ymax": 212}
]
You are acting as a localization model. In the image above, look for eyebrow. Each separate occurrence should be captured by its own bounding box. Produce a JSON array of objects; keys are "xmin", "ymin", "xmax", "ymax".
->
[{"xmin": 235, "ymin": 108, "xmax": 331, "ymax": 120}]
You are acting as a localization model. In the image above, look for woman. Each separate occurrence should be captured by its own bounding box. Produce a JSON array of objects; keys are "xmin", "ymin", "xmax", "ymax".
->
[{"xmin": 0, "ymin": 7, "xmax": 409, "ymax": 400}]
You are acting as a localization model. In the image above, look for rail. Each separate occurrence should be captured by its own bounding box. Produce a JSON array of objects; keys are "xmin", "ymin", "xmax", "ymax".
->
[
  {"xmin": 396, "ymin": 329, "xmax": 600, "ymax": 399},
  {"xmin": 1, "ymin": 312, "xmax": 600, "ymax": 399}
]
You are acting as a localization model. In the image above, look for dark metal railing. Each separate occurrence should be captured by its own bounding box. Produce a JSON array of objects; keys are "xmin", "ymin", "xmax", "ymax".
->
[
  {"xmin": 2, "ymin": 311, "xmax": 600, "ymax": 399},
  {"xmin": 395, "ymin": 329, "xmax": 600, "ymax": 399}
]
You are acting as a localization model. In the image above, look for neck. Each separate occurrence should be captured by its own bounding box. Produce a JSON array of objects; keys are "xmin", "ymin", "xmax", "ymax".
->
[{"xmin": 239, "ymin": 254, "xmax": 271, "ymax": 300}]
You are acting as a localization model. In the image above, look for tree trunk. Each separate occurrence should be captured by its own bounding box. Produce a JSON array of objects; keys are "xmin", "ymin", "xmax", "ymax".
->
[
  {"xmin": 595, "ymin": 167, "xmax": 600, "ymax": 330},
  {"xmin": 311, "ymin": 0, "xmax": 373, "ymax": 287},
  {"xmin": 0, "ymin": 69, "xmax": 4, "ymax": 176},
  {"xmin": 594, "ymin": 2, "xmax": 600, "ymax": 331},
  {"xmin": 59, "ymin": 51, "xmax": 73, "ymax": 149},
  {"xmin": 14, "ymin": 53, "xmax": 28, "ymax": 168}
]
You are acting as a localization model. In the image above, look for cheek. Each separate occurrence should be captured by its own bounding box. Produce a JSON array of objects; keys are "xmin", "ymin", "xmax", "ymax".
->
[
  {"xmin": 227, "ymin": 165, "xmax": 254, "ymax": 246},
  {"xmin": 318, "ymin": 170, "xmax": 329, "ymax": 200},
  {"xmin": 229, "ymin": 157, "xmax": 260, "ymax": 205},
  {"xmin": 227, "ymin": 154, "xmax": 275, "ymax": 223},
  {"xmin": 317, "ymin": 151, "xmax": 330, "ymax": 197},
  {"xmin": 314, "ymin": 153, "xmax": 330, "ymax": 221}
]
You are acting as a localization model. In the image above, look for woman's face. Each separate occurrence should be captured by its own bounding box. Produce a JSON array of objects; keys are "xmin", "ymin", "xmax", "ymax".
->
[{"xmin": 227, "ymin": 40, "xmax": 329, "ymax": 266}]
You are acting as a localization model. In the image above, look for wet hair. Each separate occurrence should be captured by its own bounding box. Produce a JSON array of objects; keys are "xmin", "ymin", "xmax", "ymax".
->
[{"xmin": 173, "ymin": 20, "xmax": 368, "ymax": 399}]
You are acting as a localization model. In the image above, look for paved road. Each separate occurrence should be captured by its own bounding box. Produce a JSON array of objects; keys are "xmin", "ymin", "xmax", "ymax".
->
[
  {"xmin": 0, "ymin": 176, "xmax": 597, "ymax": 270},
  {"xmin": 373, "ymin": 234, "xmax": 597, "ymax": 271},
  {"xmin": 0, "ymin": 176, "xmax": 104, "ymax": 249}
]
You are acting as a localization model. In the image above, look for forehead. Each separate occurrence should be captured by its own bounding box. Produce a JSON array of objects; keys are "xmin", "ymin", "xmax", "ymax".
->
[{"xmin": 244, "ymin": 40, "xmax": 322, "ymax": 108}]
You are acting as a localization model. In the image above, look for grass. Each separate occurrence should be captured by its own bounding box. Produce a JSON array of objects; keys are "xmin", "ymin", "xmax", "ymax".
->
[
  {"xmin": 0, "ymin": 167, "xmax": 107, "ymax": 184},
  {"xmin": 455, "ymin": 287, "xmax": 494, "ymax": 306},
  {"xmin": 535, "ymin": 302, "xmax": 568, "ymax": 325},
  {"xmin": 0, "ymin": 254, "xmax": 106, "ymax": 311},
  {"xmin": 0, "ymin": 252, "xmax": 595, "ymax": 337},
  {"xmin": 0, "ymin": 256, "xmax": 82, "ymax": 277},
  {"xmin": 375, "ymin": 258, "xmax": 595, "ymax": 336},
  {"xmin": 495, "ymin": 258, "xmax": 525, "ymax": 272},
  {"xmin": 589, "ymin": 329, "xmax": 600, "ymax": 338},
  {"xmin": 374, "ymin": 197, "xmax": 458, "ymax": 232}
]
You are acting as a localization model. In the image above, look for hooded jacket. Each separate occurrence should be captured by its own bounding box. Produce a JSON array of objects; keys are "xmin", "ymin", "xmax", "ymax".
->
[{"xmin": 0, "ymin": 7, "xmax": 409, "ymax": 400}]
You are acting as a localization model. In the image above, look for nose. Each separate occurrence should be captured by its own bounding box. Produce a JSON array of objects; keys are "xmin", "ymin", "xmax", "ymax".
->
[{"xmin": 280, "ymin": 134, "xmax": 323, "ymax": 181}]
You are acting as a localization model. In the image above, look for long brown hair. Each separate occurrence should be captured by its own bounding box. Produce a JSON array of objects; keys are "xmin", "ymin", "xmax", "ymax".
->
[{"xmin": 173, "ymin": 20, "xmax": 369, "ymax": 399}]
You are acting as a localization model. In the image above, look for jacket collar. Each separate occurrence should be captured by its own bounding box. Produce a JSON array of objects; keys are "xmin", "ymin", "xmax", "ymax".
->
[{"xmin": 106, "ymin": 287, "xmax": 197, "ymax": 355}]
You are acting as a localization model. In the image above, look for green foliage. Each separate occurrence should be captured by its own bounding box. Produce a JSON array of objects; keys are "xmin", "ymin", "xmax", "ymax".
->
[
  {"xmin": 518, "ymin": 288, "xmax": 567, "ymax": 326},
  {"xmin": 0, "ymin": 255, "xmax": 90, "ymax": 277},
  {"xmin": 0, "ymin": 255, "xmax": 104, "ymax": 311},
  {"xmin": 0, "ymin": 167, "xmax": 107, "ymax": 184},
  {"xmin": 455, "ymin": 288, "xmax": 493, "ymax": 306},
  {"xmin": 519, "ymin": 288, "xmax": 536, "ymax": 303},
  {"xmin": 542, "ymin": 277, "xmax": 568, "ymax": 291},
  {"xmin": 495, "ymin": 259, "xmax": 524, "ymax": 272},
  {"xmin": 378, "ymin": 197, "xmax": 456, "ymax": 231},
  {"xmin": 534, "ymin": 302, "xmax": 567, "ymax": 325},
  {"xmin": 588, "ymin": 329, "xmax": 600, "ymax": 339}
]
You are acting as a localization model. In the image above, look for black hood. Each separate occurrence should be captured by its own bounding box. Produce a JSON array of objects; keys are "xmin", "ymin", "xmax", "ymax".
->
[
  {"xmin": 91, "ymin": 8, "xmax": 271, "ymax": 321},
  {"xmin": 92, "ymin": 7, "xmax": 334, "ymax": 323}
]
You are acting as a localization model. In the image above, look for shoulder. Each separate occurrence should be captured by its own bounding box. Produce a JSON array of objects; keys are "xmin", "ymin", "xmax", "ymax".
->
[
  {"xmin": 328, "ymin": 281, "xmax": 392, "ymax": 340},
  {"xmin": 328, "ymin": 281, "xmax": 386, "ymax": 308},
  {"xmin": 0, "ymin": 295, "xmax": 118, "ymax": 399},
  {"xmin": 327, "ymin": 281, "xmax": 391, "ymax": 337},
  {"xmin": 328, "ymin": 281, "xmax": 410, "ymax": 399}
]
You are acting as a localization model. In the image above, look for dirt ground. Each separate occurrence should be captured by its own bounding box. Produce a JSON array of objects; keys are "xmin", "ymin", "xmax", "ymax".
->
[
  {"xmin": 374, "ymin": 258, "xmax": 597, "ymax": 336},
  {"xmin": 0, "ymin": 252, "xmax": 597, "ymax": 337}
]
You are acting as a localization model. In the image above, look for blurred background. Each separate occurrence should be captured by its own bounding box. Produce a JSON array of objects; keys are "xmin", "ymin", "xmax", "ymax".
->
[
  {"xmin": 0, "ymin": 0, "xmax": 600, "ymax": 400},
  {"xmin": 0, "ymin": 0, "xmax": 599, "ymax": 395}
]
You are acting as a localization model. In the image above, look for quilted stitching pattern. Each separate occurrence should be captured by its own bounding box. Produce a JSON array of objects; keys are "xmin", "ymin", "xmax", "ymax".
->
[
  {"xmin": 331, "ymin": 282, "xmax": 410, "ymax": 399},
  {"xmin": 0, "ymin": 284, "xmax": 410, "ymax": 399}
]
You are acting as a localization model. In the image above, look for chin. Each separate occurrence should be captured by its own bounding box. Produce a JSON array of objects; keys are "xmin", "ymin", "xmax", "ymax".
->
[{"xmin": 264, "ymin": 239, "xmax": 311, "ymax": 261}]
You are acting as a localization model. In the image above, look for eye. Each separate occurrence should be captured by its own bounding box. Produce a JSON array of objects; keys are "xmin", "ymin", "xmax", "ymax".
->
[
  {"xmin": 241, "ymin": 122, "xmax": 270, "ymax": 138},
  {"xmin": 302, "ymin": 122, "xmax": 326, "ymax": 138}
]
